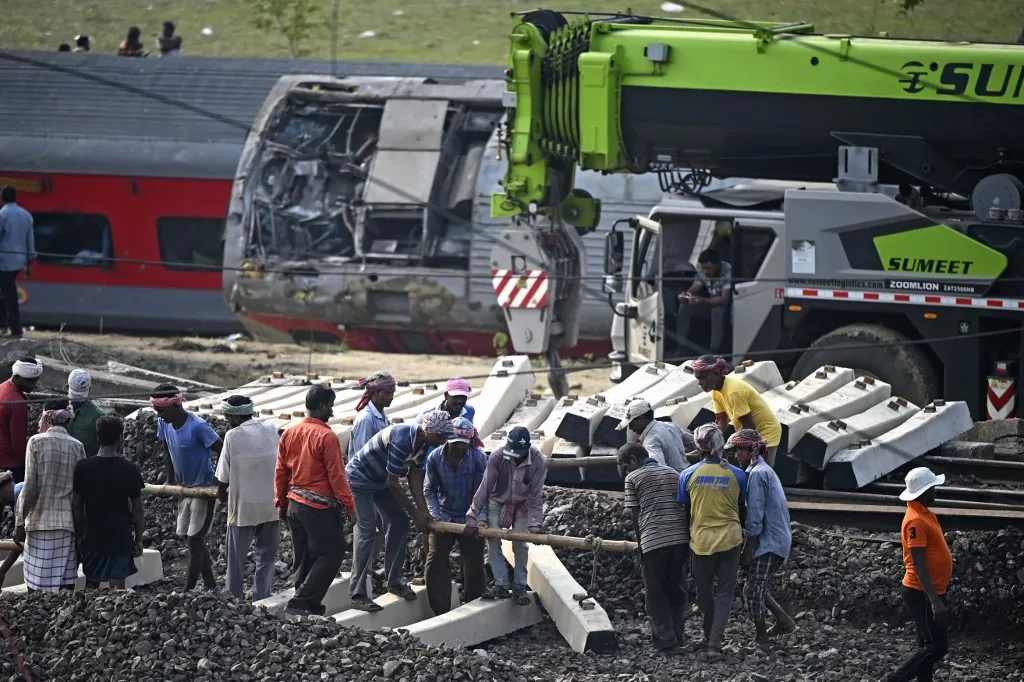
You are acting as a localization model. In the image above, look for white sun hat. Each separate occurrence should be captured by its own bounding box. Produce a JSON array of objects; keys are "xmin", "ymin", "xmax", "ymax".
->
[{"xmin": 899, "ymin": 466, "xmax": 945, "ymax": 502}]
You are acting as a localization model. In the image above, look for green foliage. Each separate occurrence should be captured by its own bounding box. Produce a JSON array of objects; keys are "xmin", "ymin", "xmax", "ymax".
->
[
  {"xmin": 897, "ymin": 0, "xmax": 924, "ymax": 12},
  {"xmin": 492, "ymin": 332, "xmax": 509, "ymax": 357},
  {"xmin": 246, "ymin": 0, "xmax": 325, "ymax": 58}
]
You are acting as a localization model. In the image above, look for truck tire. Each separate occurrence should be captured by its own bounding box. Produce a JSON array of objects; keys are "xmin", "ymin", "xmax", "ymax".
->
[{"xmin": 791, "ymin": 324, "xmax": 940, "ymax": 408}]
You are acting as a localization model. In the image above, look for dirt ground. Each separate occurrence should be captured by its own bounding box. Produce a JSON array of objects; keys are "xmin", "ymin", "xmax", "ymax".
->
[{"xmin": 19, "ymin": 330, "xmax": 614, "ymax": 396}]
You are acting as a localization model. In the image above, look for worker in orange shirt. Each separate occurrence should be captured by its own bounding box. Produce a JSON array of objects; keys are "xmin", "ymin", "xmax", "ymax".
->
[
  {"xmin": 275, "ymin": 384, "xmax": 356, "ymax": 616},
  {"xmin": 881, "ymin": 467, "xmax": 951, "ymax": 682}
]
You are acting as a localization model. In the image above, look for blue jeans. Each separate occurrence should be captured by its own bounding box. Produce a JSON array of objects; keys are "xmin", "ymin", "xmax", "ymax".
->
[
  {"xmin": 349, "ymin": 487, "xmax": 410, "ymax": 599},
  {"xmin": 486, "ymin": 499, "xmax": 529, "ymax": 587},
  {"xmin": 225, "ymin": 521, "xmax": 279, "ymax": 601}
]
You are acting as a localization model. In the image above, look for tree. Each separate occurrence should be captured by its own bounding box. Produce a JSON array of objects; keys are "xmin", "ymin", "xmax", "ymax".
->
[{"xmin": 247, "ymin": 0, "xmax": 324, "ymax": 59}]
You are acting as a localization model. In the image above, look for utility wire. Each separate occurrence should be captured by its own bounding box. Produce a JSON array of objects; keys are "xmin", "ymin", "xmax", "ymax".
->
[{"xmin": 4, "ymin": 324, "xmax": 1019, "ymax": 408}]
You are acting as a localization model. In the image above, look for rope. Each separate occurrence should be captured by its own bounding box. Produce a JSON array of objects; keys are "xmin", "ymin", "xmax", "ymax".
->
[{"xmin": 0, "ymin": 610, "xmax": 33, "ymax": 682}]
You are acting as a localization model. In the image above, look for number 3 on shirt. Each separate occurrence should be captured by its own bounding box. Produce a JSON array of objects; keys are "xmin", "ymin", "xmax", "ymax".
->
[{"xmin": 908, "ymin": 526, "xmax": 917, "ymax": 540}]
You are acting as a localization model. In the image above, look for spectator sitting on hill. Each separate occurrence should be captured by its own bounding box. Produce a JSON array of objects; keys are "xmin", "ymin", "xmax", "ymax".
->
[
  {"xmin": 118, "ymin": 27, "xmax": 145, "ymax": 57},
  {"xmin": 158, "ymin": 21, "xmax": 182, "ymax": 56}
]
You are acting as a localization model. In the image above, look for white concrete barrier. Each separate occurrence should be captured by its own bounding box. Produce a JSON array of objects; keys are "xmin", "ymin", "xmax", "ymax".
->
[
  {"xmin": 581, "ymin": 445, "xmax": 621, "ymax": 485},
  {"xmin": 332, "ymin": 582, "xmax": 456, "ymax": 630},
  {"xmin": 502, "ymin": 542, "xmax": 617, "ymax": 654},
  {"xmin": 557, "ymin": 362, "xmax": 673, "ymax": 445},
  {"xmin": 546, "ymin": 438, "xmax": 584, "ymax": 485},
  {"xmin": 777, "ymin": 376, "xmax": 892, "ymax": 452},
  {"xmin": 473, "ymin": 356, "xmax": 537, "ymax": 438},
  {"xmin": 793, "ymin": 397, "xmax": 920, "ymax": 470},
  {"xmin": 255, "ymin": 573, "xmax": 352, "ymax": 616},
  {"xmin": 533, "ymin": 397, "xmax": 581, "ymax": 456},
  {"xmin": 402, "ymin": 595, "xmax": 544, "ymax": 647},
  {"xmin": 824, "ymin": 400, "xmax": 973, "ymax": 490},
  {"xmin": 479, "ymin": 395, "xmax": 556, "ymax": 443},
  {"xmin": 594, "ymin": 362, "xmax": 704, "ymax": 447},
  {"xmin": 0, "ymin": 548, "xmax": 163, "ymax": 593}
]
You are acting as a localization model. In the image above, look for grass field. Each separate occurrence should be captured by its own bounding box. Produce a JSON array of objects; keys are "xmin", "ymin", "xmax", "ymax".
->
[{"xmin": 1, "ymin": 0, "xmax": 1020, "ymax": 63}]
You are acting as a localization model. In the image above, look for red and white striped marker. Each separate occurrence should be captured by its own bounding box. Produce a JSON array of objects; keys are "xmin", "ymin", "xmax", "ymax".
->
[
  {"xmin": 492, "ymin": 269, "xmax": 549, "ymax": 309},
  {"xmin": 987, "ymin": 376, "xmax": 1017, "ymax": 420}
]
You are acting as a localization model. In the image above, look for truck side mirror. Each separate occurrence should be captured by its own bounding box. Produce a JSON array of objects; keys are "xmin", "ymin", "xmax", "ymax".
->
[{"xmin": 604, "ymin": 230, "xmax": 624, "ymax": 274}]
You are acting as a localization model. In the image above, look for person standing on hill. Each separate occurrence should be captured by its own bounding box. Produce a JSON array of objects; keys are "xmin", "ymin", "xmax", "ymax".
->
[
  {"xmin": 0, "ymin": 358, "xmax": 41, "ymax": 482},
  {"xmin": 678, "ymin": 423, "xmax": 747, "ymax": 660},
  {"xmin": 692, "ymin": 355, "xmax": 782, "ymax": 467},
  {"xmin": 151, "ymin": 383, "xmax": 222, "ymax": 591},
  {"xmin": 72, "ymin": 414, "xmax": 145, "ymax": 589},
  {"xmin": 275, "ymin": 385, "xmax": 355, "ymax": 616},
  {"xmin": 725, "ymin": 429, "xmax": 796, "ymax": 648},
  {"xmin": 217, "ymin": 395, "xmax": 280, "ymax": 601},
  {"xmin": 158, "ymin": 21, "xmax": 182, "ymax": 56},
  {"xmin": 881, "ymin": 467, "xmax": 952, "ymax": 682},
  {"xmin": 15, "ymin": 401, "xmax": 85, "ymax": 592},
  {"xmin": 0, "ymin": 186, "xmax": 36, "ymax": 340},
  {"xmin": 67, "ymin": 369, "xmax": 106, "ymax": 458},
  {"xmin": 618, "ymin": 442, "xmax": 691, "ymax": 651}
]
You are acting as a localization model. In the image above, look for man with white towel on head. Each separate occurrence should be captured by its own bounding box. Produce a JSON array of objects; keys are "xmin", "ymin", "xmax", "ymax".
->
[{"xmin": 0, "ymin": 357, "xmax": 43, "ymax": 482}]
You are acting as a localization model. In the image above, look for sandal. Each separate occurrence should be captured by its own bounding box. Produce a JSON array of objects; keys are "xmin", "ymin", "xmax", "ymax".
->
[
  {"xmin": 350, "ymin": 597, "xmax": 383, "ymax": 612},
  {"xmin": 483, "ymin": 584, "xmax": 511, "ymax": 600},
  {"xmin": 388, "ymin": 584, "xmax": 418, "ymax": 601},
  {"xmin": 512, "ymin": 584, "xmax": 532, "ymax": 606}
]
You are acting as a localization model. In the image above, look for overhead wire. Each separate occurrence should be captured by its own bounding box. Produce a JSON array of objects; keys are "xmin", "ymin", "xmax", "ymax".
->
[{"xmin": 3, "ymin": 323, "xmax": 1019, "ymax": 407}]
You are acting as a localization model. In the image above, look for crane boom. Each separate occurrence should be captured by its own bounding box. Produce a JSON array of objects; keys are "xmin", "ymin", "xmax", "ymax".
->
[{"xmin": 491, "ymin": 10, "xmax": 1024, "ymax": 230}]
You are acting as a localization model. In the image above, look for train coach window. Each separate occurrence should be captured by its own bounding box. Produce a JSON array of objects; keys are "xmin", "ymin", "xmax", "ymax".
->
[
  {"xmin": 32, "ymin": 213, "xmax": 112, "ymax": 267},
  {"xmin": 157, "ymin": 217, "xmax": 225, "ymax": 271},
  {"xmin": 731, "ymin": 224, "xmax": 776, "ymax": 282}
]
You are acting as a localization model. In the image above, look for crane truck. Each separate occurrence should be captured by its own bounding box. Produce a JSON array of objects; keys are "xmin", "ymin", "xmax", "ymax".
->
[{"xmin": 487, "ymin": 10, "xmax": 1024, "ymax": 419}]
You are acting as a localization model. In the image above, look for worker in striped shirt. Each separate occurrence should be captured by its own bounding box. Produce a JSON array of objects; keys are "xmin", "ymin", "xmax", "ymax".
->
[{"xmin": 619, "ymin": 442, "xmax": 691, "ymax": 651}]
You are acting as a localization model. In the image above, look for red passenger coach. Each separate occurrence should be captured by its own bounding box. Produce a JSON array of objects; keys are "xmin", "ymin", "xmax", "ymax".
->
[{"xmin": 0, "ymin": 51, "xmax": 503, "ymax": 340}]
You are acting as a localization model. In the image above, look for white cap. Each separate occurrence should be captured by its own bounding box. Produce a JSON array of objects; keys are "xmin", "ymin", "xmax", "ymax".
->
[
  {"xmin": 615, "ymin": 399, "xmax": 653, "ymax": 430},
  {"xmin": 899, "ymin": 466, "xmax": 945, "ymax": 501},
  {"xmin": 68, "ymin": 368, "xmax": 92, "ymax": 400}
]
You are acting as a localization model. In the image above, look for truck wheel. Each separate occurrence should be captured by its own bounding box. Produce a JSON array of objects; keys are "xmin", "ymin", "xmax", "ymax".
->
[{"xmin": 791, "ymin": 324, "xmax": 940, "ymax": 408}]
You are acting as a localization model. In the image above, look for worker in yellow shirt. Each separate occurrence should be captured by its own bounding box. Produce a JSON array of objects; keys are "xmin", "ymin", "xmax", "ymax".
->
[{"xmin": 692, "ymin": 355, "xmax": 782, "ymax": 467}]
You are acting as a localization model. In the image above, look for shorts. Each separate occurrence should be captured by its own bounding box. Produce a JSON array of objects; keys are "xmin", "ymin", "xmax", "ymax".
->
[
  {"xmin": 80, "ymin": 550, "xmax": 139, "ymax": 583},
  {"xmin": 176, "ymin": 496, "xmax": 215, "ymax": 538}
]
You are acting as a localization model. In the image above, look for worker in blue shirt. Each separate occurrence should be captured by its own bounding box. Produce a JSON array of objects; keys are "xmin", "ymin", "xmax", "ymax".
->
[{"xmin": 422, "ymin": 417, "xmax": 488, "ymax": 615}]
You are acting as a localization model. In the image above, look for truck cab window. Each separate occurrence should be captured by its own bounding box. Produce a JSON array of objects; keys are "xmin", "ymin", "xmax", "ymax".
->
[
  {"xmin": 157, "ymin": 217, "xmax": 226, "ymax": 271},
  {"xmin": 32, "ymin": 213, "xmax": 112, "ymax": 267},
  {"xmin": 731, "ymin": 224, "xmax": 776, "ymax": 282}
]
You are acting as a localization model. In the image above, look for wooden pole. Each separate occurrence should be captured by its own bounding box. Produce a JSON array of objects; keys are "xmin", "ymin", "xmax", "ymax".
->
[
  {"xmin": 144, "ymin": 484, "xmax": 218, "ymax": 498},
  {"xmin": 0, "ymin": 540, "xmax": 18, "ymax": 552},
  {"xmin": 545, "ymin": 456, "xmax": 618, "ymax": 470},
  {"xmin": 427, "ymin": 520, "xmax": 638, "ymax": 553}
]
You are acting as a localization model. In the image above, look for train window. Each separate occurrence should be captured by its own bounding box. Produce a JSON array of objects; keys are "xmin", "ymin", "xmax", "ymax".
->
[
  {"xmin": 731, "ymin": 225, "xmax": 776, "ymax": 281},
  {"xmin": 32, "ymin": 213, "xmax": 112, "ymax": 267},
  {"xmin": 157, "ymin": 217, "xmax": 225, "ymax": 271}
]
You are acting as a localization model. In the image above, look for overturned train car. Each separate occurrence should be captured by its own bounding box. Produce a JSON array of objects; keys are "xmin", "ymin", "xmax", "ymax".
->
[{"xmin": 223, "ymin": 75, "xmax": 670, "ymax": 357}]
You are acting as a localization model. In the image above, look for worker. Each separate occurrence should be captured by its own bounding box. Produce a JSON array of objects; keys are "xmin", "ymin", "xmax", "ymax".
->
[
  {"xmin": 725, "ymin": 429, "xmax": 796, "ymax": 648},
  {"xmin": 615, "ymin": 398, "xmax": 693, "ymax": 471},
  {"xmin": 216, "ymin": 395, "xmax": 281, "ymax": 602},
  {"xmin": 72, "ymin": 414, "xmax": 145, "ymax": 590},
  {"xmin": 618, "ymin": 442, "xmax": 690, "ymax": 652},
  {"xmin": 346, "ymin": 410, "xmax": 452, "ymax": 612},
  {"xmin": 0, "ymin": 470, "xmax": 25, "ymax": 588},
  {"xmin": 348, "ymin": 370, "xmax": 396, "ymax": 594},
  {"xmin": 881, "ymin": 467, "xmax": 952, "ymax": 682},
  {"xmin": 465, "ymin": 426, "xmax": 547, "ymax": 606},
  {"xmin": 677, "ymin": 423, "xmax": 747, "ymax": 660},
  {"xmin": 275, "ymin": 385, "xmax": 356, "ymax": 616},
  {"xmin": 676, "ymin": 249, "xmax": 732, "ymax": 354},
  {"xmin": 0, "ymin": 186, "xmax": 36, "ymax": 340},
  {"xmin": 422, "ymin": 378, "xmax": 476, "ymax": 422},
  {"xmin": 423, "ymin": 417, "xmax": 488, "ymax": 616},
  {"xmin": 151, "ymin": 383, "xmax": 222, "ymax": 592},
  {"xmin": 692, "ymin": 355, "xmax": 782, "ymax": 467},
  {"xmin": 15, "ymin": 401, "xmax": 85, "ymax": 592},
  {"xmin": 67, "ymin": 368, "xmax": 106, "ymax": 458},
  {"xmin": 0, "ymin": 357, "xmax": 41, "ymax": 482}
]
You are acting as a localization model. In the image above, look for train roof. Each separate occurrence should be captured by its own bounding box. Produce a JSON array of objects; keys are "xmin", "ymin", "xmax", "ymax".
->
[{"xmin": 0, "ymin": 50, "xmax": 503, "ymax": 179}]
